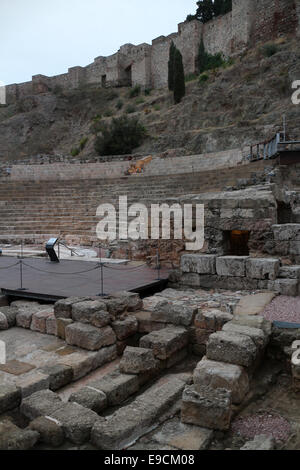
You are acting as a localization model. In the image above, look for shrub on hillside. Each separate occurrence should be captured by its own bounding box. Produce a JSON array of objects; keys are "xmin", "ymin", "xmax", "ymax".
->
[
  {"xmin": 261, "ymin": 43, "xmax": 278, "ymax": 57},
  {"xmin": 94, "ymin": 116, "xmax": 147, "ymax": 156},
  {"xmin": 129, "ymin": 85, "xmax": 141, "ymax": 98}
]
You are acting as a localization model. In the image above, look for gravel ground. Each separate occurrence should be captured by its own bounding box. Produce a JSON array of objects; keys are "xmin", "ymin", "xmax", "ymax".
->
[
  {"xmin": 232, "ymin": 412, "xmax": 292, "ymax": 443},
  {"xmin": 261, "ymin": 296, "xmax": 300, "ymax": 323}
]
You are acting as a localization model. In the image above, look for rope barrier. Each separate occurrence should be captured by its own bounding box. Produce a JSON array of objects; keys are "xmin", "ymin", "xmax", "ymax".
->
[
  {"xmin": 0, "ymin": 261, "xmax": 21, "ymax": 270},
  {"xmin": 21, "ymin": 261, "xmax": 101, "ymax": 275}
]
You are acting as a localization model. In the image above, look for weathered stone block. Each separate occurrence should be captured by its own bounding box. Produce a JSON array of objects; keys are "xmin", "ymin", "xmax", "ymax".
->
[
  {"xmin": 21, "ymin": 390, "xmax": 63, "ymax": 420},
  {"xmin": 110, "ymin": 291, "xmax": 143, "ymax": 311},
  {"xmin": 0, "ymin": 421, "xmax": 39, "ymax": 450},
  {"xmin": 39, "ymin": 364, "xmax": 73, "ymax": 391},
  {"xmin": 0, "ymin": 306, "xmax": 18, "ymax": 328},
  {"xmin": 90, "ymin": 370, "xmax": 140, "ymax": 406},
  {"xmin": 56, "ymin": 317, "xmax": 73, "ymax": 339},
  {"xmin": 134, "ymin": 310, "xmax": 166, "ymax": 333},
  {"xmin": 268, "ymin": 279, "xmax": 299, "ymax": 296},
  {"xmin": 180, "ymin": 273, "xmax": 201, "ymax": 287},
  {"xmin": 46, "ymin": 314, "xmax": 57, "ymax": 336},
  {"xmin": 0, "ymin": 312, "xmax": 8, "ymax": 330},
  {"xmin": 31, "ymin": 310, "xmax": 52, "ymax": 333},
  {"xmin": 272, "ymin": 224, "xmax": 300, "ymax": 241},
  {"xmin": 246, "ymin": 258, "xmax": 280, "ymax": 280},
  {"xmin": 216, "ymin": 256, "xmax": 248, "ymax": 277},
  {"xmin": 181, "ymin": 384, "xmax": 232, "ymax": 430},
  {"xmin": 151, "ymin": 300, "xmax": 197, "ymax": 326},
  {"xmin": 16, "ymin": 371, "xmax": 50, "ymax": 398},
  {"xmin": 92, "ymin": 344, "xmax": 118, "ymax": 370},
  {"xmin": 0, "ymin": 385, "xmax": 22, "ymax": 414},
  {"xmin": 54, "ymin": 297, "xmax": 88, "ymax": 319},
  {"xmin": 279, "ymin": 266, "xmax": 300, "ymax": 279},
  {"xmin": 222, "ymin": 322, "xmax": 268, "ymax": 349},
  {"xmin": 206, "ymin": 331, "xmax": 257, "ymax": 367},
  {"xmin": 119, "ymin": 346, "xmax": 157, "ymax": 374},
  {"xmin": 193, "ymin": 358, "xmax": 249, "ymax": 404},
  {"xmin": 232, "ymin": 314, "xmax": 272, "ymax": 336},
  {"xmin": 140, "ymin": 326, "xmax": 189, "ymax": 360},
  {"xmin": 112, "ymin": 315, "xmax": 138, "ymax": 340},
  {"xmin": 65, "ymin": 322, "xmax": 116, "ymax": 351},
  {"xmin": 91, "ymin": 377, "xmax": 186, "ymax": 449},
  {"xmin": 195, "ymin": 309, "xmax": 233, "ymax": 331},
  {"xmin": 50, "ymin": 402, "xmax": 101, "ymax": 445},
  {"xmin": 69, "ymin": 387, "xmax": 107, "ymax": 413},
  {"xmin": 71, "ymin": 300, "xmax": 109, "ymax": 325},
  {"xmin": 181, "ymin": 254, "xmax": 216, "ymax": 274},
  {"xmin": 29, "ymin": 416, "xmax": 64, "ymax": 447},
  {"xmin": 189, "ymin": 327, "xmax": 213, "ymax": 345}
]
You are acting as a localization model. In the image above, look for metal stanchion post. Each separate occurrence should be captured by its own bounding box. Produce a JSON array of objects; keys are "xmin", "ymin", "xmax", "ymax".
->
[{"xmin": 18, "ymin": 239, "xmax": 27, "ymax": 291}]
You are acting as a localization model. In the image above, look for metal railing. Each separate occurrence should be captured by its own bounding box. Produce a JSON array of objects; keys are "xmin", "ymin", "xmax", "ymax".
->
[{"xmin": 246, "ymin": 133, "xmax": 300, "ymax": 163}]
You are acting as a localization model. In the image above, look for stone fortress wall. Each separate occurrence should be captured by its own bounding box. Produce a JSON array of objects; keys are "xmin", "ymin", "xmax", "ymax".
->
[{"xmin": 6, "ymin": 0, "xmax": 300, "ymax": 103}]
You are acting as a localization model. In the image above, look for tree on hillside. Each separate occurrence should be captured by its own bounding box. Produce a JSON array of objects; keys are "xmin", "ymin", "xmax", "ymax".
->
[
  {"xmin": 197, "ymin": 38, "xmax": 207, "ymax": 74},
  {"xmin": 168, "ymin": 41, "xmax": 176, "ymax": 91},
  {"xmin": 173, "ymin": 49, "xmax": 186, "ymax": 104},
  {"xmin": 187, "ymin": 0, "xmax": 232, "ymax": 23}
]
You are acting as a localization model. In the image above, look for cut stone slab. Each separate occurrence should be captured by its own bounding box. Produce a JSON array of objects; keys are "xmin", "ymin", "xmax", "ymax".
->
[
  {"xmin": 0, "ymin": 420, "xmax": 39, "ymax": 450},
  {"xmin": 31, "ymin": 310, "xmax": 53, "ymax": 333},
  {"xmin": 240, "ymin": 434, "xmax": 275, "ymax": 451},
  {"xmin": 246, "ymin": 258, "xmax": 280, "ymax": 281},
  {"xmin": 272, "ymin": 224, "xmax": 300, "ymax": 241},
  {"xmin": 151, "ymin": 300, "xmax": 197, "ymax": 326},
  {"xmin": 140, "ymin": 326, "xmax": 189, "ymax": 360},
  {"xmin": 231, "ymin": 314, "xmax": 272, "ymax": 336},
  {"xmin": 0, "ymin": 359, "xmax": 35, "ymax": 376},
  {"xmin": 21, "ymin": 390, "xmax": 63, "ymax": 420},
  {"xmin": 112, "ymin": 315, "xmax": 138, "ymax": 340},
  {"xmin": 193, "ymin": 358, "xmax": 249, "ymax": 404},
  {"xmin": 29, "ymin": 416, "xmax": 64, "ymax": 448},
  {"xmin": 39, "ymin": 364, "xmax": 73, "ymax": 391},
  {"xmin": 0, "ymin": 384, "xmax": 22, "ymax": 414},
  {"xmin": 89, "ymin": 370, "xmax": 139, "ymax": 406},
  {"xmin": 110, "ymin": 291, "xmax": 143, "ymax": 311},
  {"xmin": 69, "ymin": 386, "xmax": 107, "ymax": 413},
  {"xmin": 134, "ymin": 310, "xmax": 166, "ymax": 333},
  {"xmin": 54, "ymin": 297, "xmax": 89, "ymax": 319},
  {"xmin": 234, "ymin": 292, "xmax": 276, "ymax": 316},
  {"xmin": 181, "ymin": 254, "xmax": 216, "ymax": 275},
  {"xmin": 65, "ymin": 322, "xmax": 116, "ymax": 351},
  {"xmin": 71, "ymin": 300, "xmax": 109, "ymax": 325},
  {"xmin": 91, "ymin": 376, "xmax": 186, "ymax": 449},
  {"xmin": 279, "ymin": 266, "xmax": 300, "ymax": 279},
  {"xmin": 151, "ymin": 417, "xmax": 213, "ymax": 450},
  {"xmin": 50, "ymin": 402, "xmax": 102, "ymax": 445},
  {"xmin": 181, "ymin": 384, "xmax": 232, "ymax": 431},
  {"xmin": 195, "ymin": 309, "xmax": 233, "ymax": 331},
  {"xmin": 206, "ymin": 331, "xmax": 257, "ymax": 367},
  {"xmin": 15, "ymin": 370, "xmax": 50, "ymax": 398},
  {"xmin": 119, "ymin": 346, "xmax": 157, "ymax": 374},
  {"xmin": 14, "ymin": 302, "xmax": 46, "ymax": 329},
  {"xmin": 216, "ymin": 256, "xmax": 248, "ymax": 277},
  {"xmin": 222, "ymin": 322, "xmax": 268, "ymax": 349}
]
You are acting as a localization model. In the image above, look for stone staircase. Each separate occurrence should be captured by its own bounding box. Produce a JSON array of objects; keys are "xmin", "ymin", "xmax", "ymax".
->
[{"xmin": 0, "ymin": 160, "xmax": 270, "ymax": 245}]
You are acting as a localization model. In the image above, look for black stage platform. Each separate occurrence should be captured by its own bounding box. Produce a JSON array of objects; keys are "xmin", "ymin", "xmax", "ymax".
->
[{"xmin": 0, "ymin": 257, "xmax": 168, "ymax": 301}]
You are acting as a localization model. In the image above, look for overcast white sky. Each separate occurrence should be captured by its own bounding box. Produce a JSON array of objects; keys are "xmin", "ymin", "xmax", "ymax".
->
[{"xmin": 1, "ymin": 0, "xmax": 197, "ymax": 85}]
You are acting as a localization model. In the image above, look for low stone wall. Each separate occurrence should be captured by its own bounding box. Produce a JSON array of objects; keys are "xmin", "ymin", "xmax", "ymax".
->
[
  {"xmin": 1, "ymin": 148, "xmax": 244, "ymax": 182},
  {"xmin": 176, "ymin": 254, "xmax": 300, "ymax": 296}
]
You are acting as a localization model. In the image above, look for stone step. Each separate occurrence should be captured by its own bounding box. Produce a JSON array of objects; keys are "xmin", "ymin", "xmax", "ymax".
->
[{"xmin": 91, "ymin": 374, "xmax": 187, "ymax": 449}]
